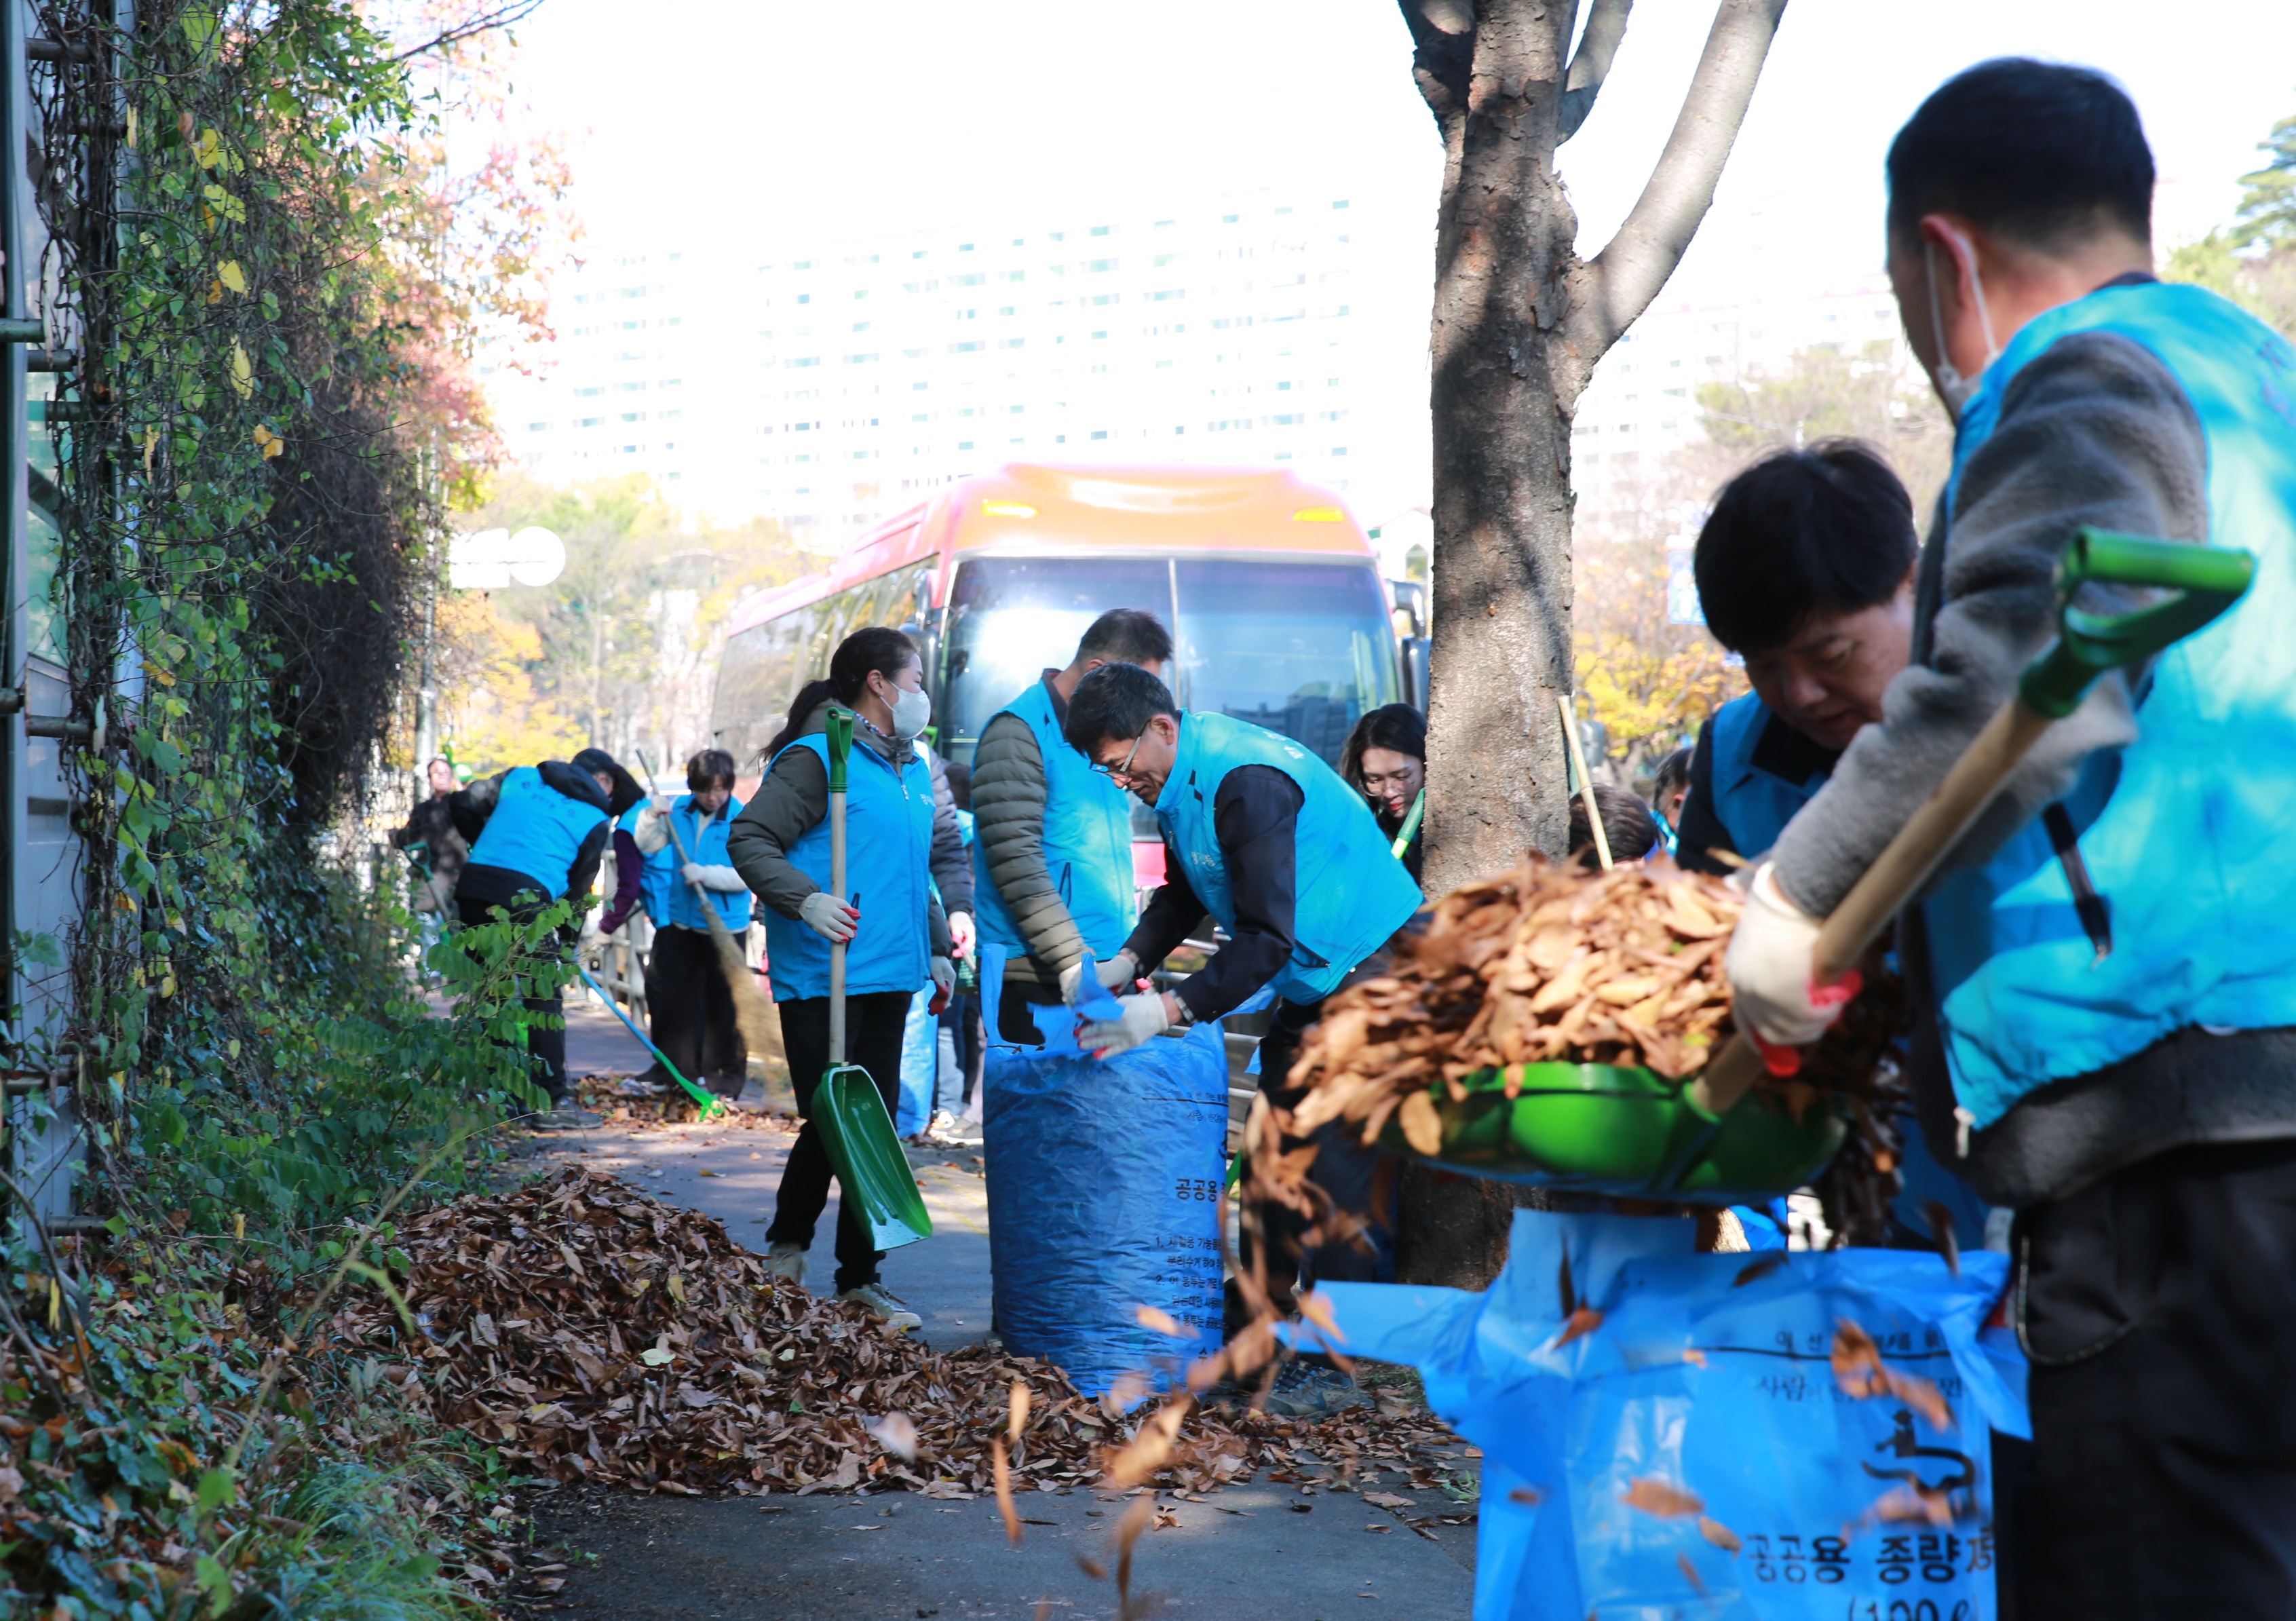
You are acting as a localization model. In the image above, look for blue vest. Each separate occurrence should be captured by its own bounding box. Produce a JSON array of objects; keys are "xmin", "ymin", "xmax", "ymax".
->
[
  {"xmin": 974, "ymin": 678, "xmax": 1141, "ymax": 961},
  {"xmin": 465, "ymin": 765, "xmax": 608, "ymax": 900},
  {"xmin": 621, "ymin": 803, "xmax": 675, "ymax": 926},
  {"xmin": 1153, "ymin": 711, "xmax": 1422, "ymax": 1004},
  {"xmin": 759, "ymin": 732, "xmax": 936, "ymax": 1002},
  {"xmin": 1706, "ymin": 693, "xmax": 1830, "ymax": 858},
  {"xmin": 657, "ymin": 795, "xmax": 752, "ymax": 934},
  {"xmin": 1922, "ymin": 282, "xmax": 2296, "ymax": 1130}
]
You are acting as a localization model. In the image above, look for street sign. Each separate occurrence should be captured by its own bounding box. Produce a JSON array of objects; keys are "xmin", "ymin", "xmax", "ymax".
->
[{"xmin": 450, "ymin": 525, "xmax": 566, "ymax": 589}]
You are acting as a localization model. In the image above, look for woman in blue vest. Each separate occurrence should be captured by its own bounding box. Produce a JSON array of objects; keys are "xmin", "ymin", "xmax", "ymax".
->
[
  {"xmin": 726, "ymin": 627, "xmax": 951, "ymax": 1332},
  {"xmin": 1727, "ymin": 62, "xmax": 2296, "ymax": 1609},
  {"xmin": 631, "ymin": 748, "xmax": 752, "ymax": 1096},
  {"xmin": 451, "ymin": 746, "xmax": 643, "ymax": 1124},
  {"xmin": 1339, "ymin": 703, "xmax": 1427, "ymax": 885},
  {"xmin": 1063, "ymin": 662, "xmax": 1421, "ymax": 1413}
]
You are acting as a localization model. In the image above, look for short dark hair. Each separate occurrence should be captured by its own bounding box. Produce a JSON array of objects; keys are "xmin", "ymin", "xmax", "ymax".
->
[
  {"xmin": 943, "ymin": 759, "xmax": 972, "ymax": 813},
  {"xmin": 1694, "ymin": 441, "xmax": 1917, "ymax": 655},
  {"xmin": 1650, "ymin": 746, "xmax": 1693, "ymax": 804},
  {"xmin": 1063, "ymin": 662, "xmax": 1179, "ymax": 756},
  {"xmin": 766, "ymin": 626, "xmax": 919, "ymax": 759},
  {"xmin": 1339, "ymin": 703, "xmax": 1427, "ymax": 791},
  {"xmin": 687, "ymin": 747, "xmax": 737, "ymax": 792},
  {"xmin": 1887, "ymin": 59, "xmax": 2153, "ymax": 251},
  {"xmin": 1075, "ymin": 608, "xmax": 1173, "ymax": 669},
  {"xmin": 1569, "ymin": 782, "xmax": 1660, "ymax": 871}
]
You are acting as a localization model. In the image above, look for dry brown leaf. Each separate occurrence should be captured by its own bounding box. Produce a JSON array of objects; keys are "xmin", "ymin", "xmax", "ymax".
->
[
  {"xmin": 868, "ymin": 1412, "xmax": 919, "ymax": 1463},
  {"xmin": 1620, "ymin": 1477, "xmax": 1704, "ymax": 1518},
  {"xmin": 1698, "ymin": 1515, "xmax": 1742, "ymax": 1552},
  {"xmin": 1677, "ymin": 1552, "xmax": 1708, "ymax": 1595},
  {"xmin": 1009, "ymin": 1378, "xmax": 1031, "ymax": 1446},
  {"xmin": 1831, "ymin": 1320, "xmax": 1953, "ymax": 1430},
  {"xmin": 1397, "ymin": 1091, "xmax": 1443, "ymax": 1156},
  {"xmin": 1113, "ymin": 1495, "xmax": 1154, "ymax": 1612},
  {"xmin": 1295, "ymin": 1291, "xmax": 1345, "ymax": 1348},
  {"xmin": 1555, "ymin": 1308, "xmax": 1604, "ymax": 1348},
  {"xmin": 1508, "ymin": 1486, "xmax": 1543, "ymax": 1506},
  {"xmin": 1134, "ymin": 1304, "xmax": 1198, "ymax": 1340},
  {"xmin": 993, "ymin": 1439, "xmax": 1021, "ymax": 1544},
  {"xmin": 1871, "ymin": 1481, "xmax": 1956, "ymax": 1527}
]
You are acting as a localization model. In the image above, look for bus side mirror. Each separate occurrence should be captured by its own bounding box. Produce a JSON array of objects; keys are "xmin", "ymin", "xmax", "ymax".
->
[{"xmin": 1400, "ymin": 636, "xmax": 1430, "ymax": 714}]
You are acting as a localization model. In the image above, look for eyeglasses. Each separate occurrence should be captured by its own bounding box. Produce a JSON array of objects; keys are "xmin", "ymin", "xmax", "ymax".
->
[
  {"xmin": 1091, "ymin": 727, "xmax": 1151, "ymax": 784},
  {"xmin": 1359, "ymin": 767, "xmax": 1421, "ymax": 793}
]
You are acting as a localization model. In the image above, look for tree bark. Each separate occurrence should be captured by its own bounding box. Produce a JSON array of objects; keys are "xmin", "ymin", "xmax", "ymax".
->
[{"xmin": 1395, "ymin": 0, "xmax": 1787, "ymax": 1289}]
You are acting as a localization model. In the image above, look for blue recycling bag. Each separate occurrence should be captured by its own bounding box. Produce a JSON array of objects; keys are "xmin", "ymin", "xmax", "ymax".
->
[
  {"xmin": 1300, "ymin": 1210, "xmax": 2028, "ymax": 1621},
  {"xmin": 978, "ymin": 947, "xmax": 1229, "ymax": 1396}
]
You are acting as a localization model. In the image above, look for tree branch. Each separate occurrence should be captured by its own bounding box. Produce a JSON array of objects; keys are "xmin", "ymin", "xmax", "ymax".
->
[
  {"xmin": 1557, "ymin": 0, "xmax": 1633, "ymax": 142},
  {"xmin": 1395, "ymin": 0, "xmax": 1475, "ymax": 138},
  {"xmin": 1569, "ymin": 0, "xmax": 1787, "ymax": 357},
  {"xmin": 388, "ymin": 0, "xmax": 550, "ymax": 65}
]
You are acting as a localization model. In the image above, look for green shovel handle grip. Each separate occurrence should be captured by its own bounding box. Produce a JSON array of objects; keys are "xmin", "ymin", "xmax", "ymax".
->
[
  {"xmin": 2018, "ymin": 528, "xmax": 2255, "ymax": 719},
  {"xmin": 826, "ymin": 706, "xmax": 854, "ymax": 793}
]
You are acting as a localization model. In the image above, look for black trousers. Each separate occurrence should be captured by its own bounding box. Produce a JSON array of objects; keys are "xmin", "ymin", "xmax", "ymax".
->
[
  {"xmin": 455, "ymin": 892, "xmax": 568, "ymax": 1107},
  {"xmin": 645, "ymin": 924, "xmax": 746, "ymax": 1093},
  {"xmin": 2010, "ymin": 1137, "xmax": 2296, "ymax": 1617},
  {"xmin": 766, "ymin": 990, "xmax": 911, "ymax": 1293},
  {"xmin": 1244, "ymin": 1000, "xmax": 1395, "ymax": 1303}
]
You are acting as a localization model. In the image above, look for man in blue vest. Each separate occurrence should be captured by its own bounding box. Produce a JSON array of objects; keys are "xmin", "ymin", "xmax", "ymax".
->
[
  {"xmin": 1063, "ymin": 662, "xmax": 1421, "ymax": 1408},
  {"xmin": 1674, "ymin": 442, "xmax": 1917, "ymax": 880},
  {"xmin": 453, "ymin": 746, "xmax": 643, "ymax": 1125},
  {"xmin": 632, "ymin": 748, "xmax": 752, "ymax": 1096},
  {"xmin": 972, "ymin": 608, "xmax": 1172, "ymax": 1042},
  {"xmin": 1725, "ymin": 60, "xmax": 2296, "ymax": 1611}
]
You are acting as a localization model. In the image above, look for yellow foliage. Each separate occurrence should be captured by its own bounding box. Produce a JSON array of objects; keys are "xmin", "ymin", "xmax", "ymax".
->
[
  {"xmin": 1573, "ymin": 535, "xmax": 1744, "ymax": 758},
  {"xmin": 436, "ymin": 592, "xmax": 588, "ymax": 774}
]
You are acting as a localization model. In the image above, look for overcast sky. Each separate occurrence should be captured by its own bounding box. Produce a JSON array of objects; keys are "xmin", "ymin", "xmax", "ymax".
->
[{"xmin": 464, "ymin": 0, "xmax": 2296, "ymax": 307}]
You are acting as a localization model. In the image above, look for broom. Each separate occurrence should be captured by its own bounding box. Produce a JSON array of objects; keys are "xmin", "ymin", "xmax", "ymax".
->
[{"xmin": 636, "ymin": 752, "xmax": 787, "ymax": 1080}]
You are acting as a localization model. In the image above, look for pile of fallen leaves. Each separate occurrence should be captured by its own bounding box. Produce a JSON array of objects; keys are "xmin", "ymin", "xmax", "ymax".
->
[
  {"xmin": 1286, "ymin": 857, "xmax": 1901, "ymax": 1153},
  {"xmin": 328, "ymin": 1167, "xmax": 1456, "ymax": 1499}
]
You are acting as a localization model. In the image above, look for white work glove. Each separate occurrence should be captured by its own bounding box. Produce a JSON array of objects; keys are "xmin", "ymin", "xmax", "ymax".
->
[
  {"xmin": 1058, "ymin": 949, "xmax": 1139, "ymax": 1002},
  {"xmin": 684, "ymin": 862, "xmax": 746, "ymax": 892},
  {"xmin": 949, "ymin": 909, "xmax": 975, "ymax": 960},
  {"xmin": 1724, "ymin": 862, "xmax": 1862, "ymax": 1069},
  {"xmin": 928, "ymin": 955, "xmax": 956, "ymax": 1015},
  {"xmin": 1079, "ymin": 990, "xmax": 1170, "ymax": 1058},
  {"xmin": 799, "ymin": 890, "xmax": 859, "ymax": 942}
]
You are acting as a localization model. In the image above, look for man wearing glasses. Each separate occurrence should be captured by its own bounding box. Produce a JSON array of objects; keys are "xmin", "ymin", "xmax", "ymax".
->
[{"xmin": 1061, "ymin": 661, "xmax": 1421, "ymax": 1402}]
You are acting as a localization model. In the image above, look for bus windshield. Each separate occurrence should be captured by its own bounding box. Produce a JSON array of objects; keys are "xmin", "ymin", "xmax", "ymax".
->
[{"xmin": 938, "ymin": 554, "xmax": 1396, "ymax": 767}]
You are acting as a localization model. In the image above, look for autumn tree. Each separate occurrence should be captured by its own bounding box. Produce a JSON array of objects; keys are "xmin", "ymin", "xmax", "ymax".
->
[
  {"xmin": 1397, "ymin": 0, "xmax": 1789, "ymax": 1288},
  {"xmin": 2168, "ymin": 107, "xmax": 2296, "ymax": 339}
]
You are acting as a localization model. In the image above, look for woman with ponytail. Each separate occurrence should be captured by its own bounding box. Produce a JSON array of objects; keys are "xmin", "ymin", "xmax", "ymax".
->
[{"xmin": 727, "ymin": 626, "xmax": 950, "ymax": 1331}]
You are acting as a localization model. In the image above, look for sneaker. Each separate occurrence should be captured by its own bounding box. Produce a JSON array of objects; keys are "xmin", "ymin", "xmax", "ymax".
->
[
  {"xmin": 1262, "ymin": 1360, "xmax": 1368, "ymax": 1418},
  {"xmin": 925, "ymin": 1109, "xmax": 959, "ymax": 1141},
  {"xmin": 531, "ymin": 1107, "xmax": 604, "ymax": 1130},
  {"xmin": 765, "ymin": 1242, "xmax": 807, "ymax": 1288},
  {"xmin": 839, "ymin": 1282, "xmax": 923, "ymax": 1333}
]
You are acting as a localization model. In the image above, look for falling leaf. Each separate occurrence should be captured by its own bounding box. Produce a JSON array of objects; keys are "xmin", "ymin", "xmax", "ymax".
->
[
  {"xmin": 1008, "ymin": 1377, "xmax": 1031, "ymax": 1445},
  {"xmin": 1871, "ymin": 1481, "xmax": 1956, "ymax": 1527},
  {"xmin": 866, "ymin": 1412, "xmax": 917, "ymax": 1462},
  {"xmin": 1621, "ymin": 1477, "xmax": 1704, "ymax": 1518},
  {"xmin": 216, "ymin": 259, "xmax": 246, "ymax": 294},
  {"xmin": 1508, "ymin": 1487, "xmax": 1543, "ymax": 1506},
  {"xmin": 228, "ymin": 341, "xmax": 252, "ymax": 399},
  {"xmin": 1296, "ymin": 1291, "xmax": 1346, "ymax": 1347},
  {"xmin": 1677, "ymin": 1552, "xmax": 1708, "ymax": 1595},
  {"xmin": 1698, "ymin": 1515, "xmax": 1742, "ymax": 1552},
  {"xmin": 1923, "ymin": 1201, "xmax": 1962, "ymax": 1276},
  {"xmin": 1112, "ymin": 1495, "xmax": 1153, "ymax": 1611},
  {"xmin": 993, "ymin": 1439, "xmax": 1021, "ymax": 1544},
  {"xmin": 1076, "ymin": 1555, "xmax": 1107, "ymax": 1580},
  {"xmin": 1555, "ymin": 1308, "xmax": 1604, "ymax": 1348},
  {"xmin": 1831, "ymin": 1320, "xmax": 1953, "ymax": 1430},
  {"xmin": 1135, "ymin": 1303, "xmax": 1198, "ymax": 1339},
  {"xmin": 1733, "ymin": 1252, "xmax": 1788, "ymax": 1288},
  {"xmin": 1105, "ymin": 1396, "xmax": 1193, "ymax": 1487}
]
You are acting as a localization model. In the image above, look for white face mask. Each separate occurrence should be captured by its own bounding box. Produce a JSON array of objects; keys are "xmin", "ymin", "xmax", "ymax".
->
[
  {"xmin": 1926, "ymin": 233, "xmax": 2002, "ymax": 420},
  {"xmin": 889, "ymin": 683, "xmax": 932, "ymax": 740}
]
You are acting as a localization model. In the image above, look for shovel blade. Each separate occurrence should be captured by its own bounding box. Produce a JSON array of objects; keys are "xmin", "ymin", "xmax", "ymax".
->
[{"xmin": 812, "ymin": 1062, "xmax": 933, "ymax": 1251}]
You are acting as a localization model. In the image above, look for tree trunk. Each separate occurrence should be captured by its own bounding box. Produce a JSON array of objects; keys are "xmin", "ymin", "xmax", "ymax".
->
[{"xmin": 1394, "ymin": 0, "xmax": 1789, "ymax": 1288}]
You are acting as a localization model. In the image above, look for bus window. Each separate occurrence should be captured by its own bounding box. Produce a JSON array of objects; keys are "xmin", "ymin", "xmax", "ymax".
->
[
  {"xmin": 712, "ymin": 611, "xmax": 814, "ymax": 768},
  {"xmin": 1174, "ymin": 559, "xmax": 1398, "ymax": 765},
  {"xmin": 940, "ymin": 557, "xmax": 1175, "ymax": 765}
]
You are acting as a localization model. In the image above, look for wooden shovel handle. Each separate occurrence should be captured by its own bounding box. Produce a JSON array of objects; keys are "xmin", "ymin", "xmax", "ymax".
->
[{"xmin": 1689, "ymin": 696, "xmax": 2054, "ymax": 1117}]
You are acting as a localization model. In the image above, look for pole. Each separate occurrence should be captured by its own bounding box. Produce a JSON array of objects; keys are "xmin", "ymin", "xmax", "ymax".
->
[
  {"xmin": 1558, "ymin": 694, "xmax": 1612, "ymax": 871},
  {"xmin": 826, "ymin": 709, "xmax": 852, "ymax": 1067},
  {"xmin": 1, "ymin": 0, "xmax": 29, "ymax": 1043}
]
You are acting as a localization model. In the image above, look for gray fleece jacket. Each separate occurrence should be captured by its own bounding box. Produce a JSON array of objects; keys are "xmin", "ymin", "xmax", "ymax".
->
[
  {"xmin": 1768, "ymin": 324, "xmax": 2296, "ymax": 1209},
  {"xmin": 725, "ymin": 701, "xmax": 951, "ymax": 959}
]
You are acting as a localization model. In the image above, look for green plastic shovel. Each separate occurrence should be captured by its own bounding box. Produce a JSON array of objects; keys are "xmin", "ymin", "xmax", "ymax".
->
[{"xmin": 811, "ymin": 706, "xmax": 933, "ymax": 1251}]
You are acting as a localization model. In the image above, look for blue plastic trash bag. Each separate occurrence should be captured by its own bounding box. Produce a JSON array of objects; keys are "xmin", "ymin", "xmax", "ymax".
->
[
  {"xmin": 1299, "ymin": 1209, "xmax": 2029, "ymax": 1621},
  {"xmin": 978, "ymin": 948, "xmax": 1228, "ymax": 1397},
  {"xmin": 896, "ymin": 986, "xmax": 936, "ymax": 1137}
]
